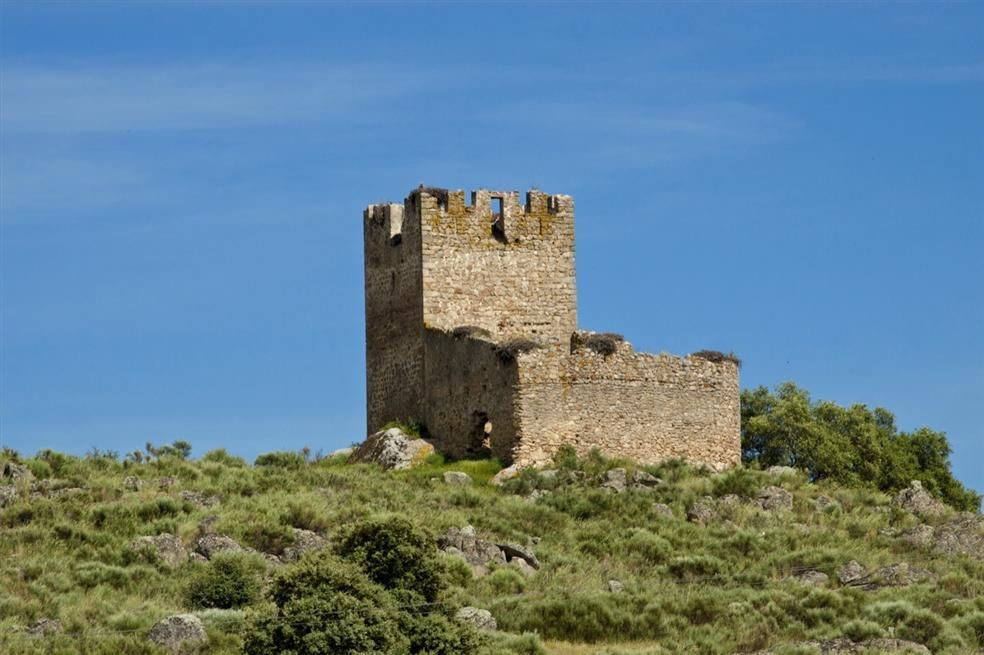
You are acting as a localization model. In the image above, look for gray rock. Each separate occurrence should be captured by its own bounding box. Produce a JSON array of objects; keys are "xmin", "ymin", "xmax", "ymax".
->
[
  {"xmin": 27, "ymin": 618, "xmax": 62, "ymax": 636},
  {"xmin": 814, "ymin": 495, "xmax": 838, "ymax": 512},
  {"xmin": 653, "ymin": 503, "xmax": 674, "ymax": 518},
  {"xmin": 900, "ymin": 512, "xmax": 984, "ymax": 560},
  {"xmin": 538, "ymin": 468, "xmax": 559, "ymax": 481},
  {"xmin": 756, "ymin": 486, "xmax": 793, "ymax": 511},
  {"xmin": 848, "ymin": 562, "xmax": 934, "ymax": 591},
  {"xmin": 148, "ymin": 614, "xmax": 207, "ymax": 654},
  {"xmin": 281, "ymin": 528, "xmax": 327, "ymax": 563},
  {"xmin": 525, "ymin": 489, "xmax": 550, "ymax": 502},
  {"xmin": 194, "ymin": 534, "xmax": 244, "ymax": 560},
  {"xmin": 607, "ymin": 579, "xmax": 624, "ymax": 593},
  {"xmin": 180, "ymin": 491, "xmax": 220, "ymax": 508},
  {"xmin": 766, "ymin": 465, "xmax": 798, "ymax": 477},
  {"xmin": 789, "ymin": 569, "xmax": 829, "ymax": 587},
  {"xmin": 189, "ymin": 552, "xmax": 208, "ymax": 564},
  {"xmin": 122, "ymin": 476, "xmax": 143, "ymax": 491},
  {"xmin": 443, "ymin": 471, "xmax": 473, "ymax": 486},
  {"xmin": 157, "ymin": 477, "xmax": 178, "ymax": 490},
  {"xmin": 891, "ymin": 480, "xmax": 948, "ymax": 518},
  {"xmin": 349, "ymin": 428, "xmax": 434, "ymax": 470},
  {"xmin": 687, "ymin": 497, "xmax": 718, "ymax": 524},
  {"xmin": 497, "ymin": 542, "xmax": 540, "ymax": 570},
  {"xmin": 51, "ymin": 487, "xmax": 85, "ymax": 499},
  {"xmin": 747, "ymin": 637, "xmax": 929, "ymax": 654},
  {"xmin": 631, "ymin": 470, "xmax": 663, "ymax": 488},
  {"xmin": 455, "ymin": 607, "xmax": 497, "ymax": 631},
  {"xmin": 198, "ymin": 515, "xmax": 220, "ymax": 536},
  {"xmin": 2, "ymin": 462, "xmax": 32, "ymax": 482},
  {"xmin": 0, "ymin": 485, "xmax": 17, "ymax": 508},
  {"xmin": 490, "ymin": 465, "xmax": 520, "ymax": 486},
  {"xmin": 329, "ymin": 446, "xmax": 354, "ymax": 457},
  {"xmin": 837, "ymin": 560, "xmax": 867, "ymax": 586},
  {"xmin": 509, "ymin": 558, "xmax": 536, "ymax": 576},
  {"xmin": 128, "ymin": 534, "xmax": 188, "ymax": 567},
  {"xmin": 601, "ymin": 468, "xmax": 627, "ymax": 493},
  {"xmin": 437, "ymin": 526, "xmax": 506, "ymax": 569}
]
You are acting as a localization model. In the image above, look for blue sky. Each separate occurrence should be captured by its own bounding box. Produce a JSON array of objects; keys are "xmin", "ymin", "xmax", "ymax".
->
[{"xmin": 1, "ymin": 2, "xmax": 981, "ymax": 492}]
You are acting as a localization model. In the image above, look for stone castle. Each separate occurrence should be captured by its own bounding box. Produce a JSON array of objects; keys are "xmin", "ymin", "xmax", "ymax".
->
[{"xmin": 363, "ymin": 186, "xmax": 740, "ymax": 469}]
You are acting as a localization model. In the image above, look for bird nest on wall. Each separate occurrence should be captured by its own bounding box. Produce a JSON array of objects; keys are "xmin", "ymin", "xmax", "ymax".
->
[
  {"xmin": 495, "ymin": 339, "xmax": 542, "ymax": 363},
  {"xmin": 571, "ymin": 332, "xmax": 624, "ymax": 357},
  {"xmin": 690, "ymin": 350, "xmax": 741, "ymax": 367},
  {"xmin": 451, "ymin": 325, "xmax": 493, "ymax": 340}
]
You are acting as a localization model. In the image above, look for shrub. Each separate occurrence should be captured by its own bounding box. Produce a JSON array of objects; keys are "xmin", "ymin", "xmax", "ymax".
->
[
  {"xmin": 336, "ymin": 517, "xmax": 443, "ymax": 602},
  {"xmin": 666, "ymin": 555, "xmax": 724, "ymax": 581},
  {"xmin": 244, "ymin": 552, "xmax": 407, "ymax": 655},
  {"xmin": 842, "ymin": 619, "xmax": 886, "ymax": 641},
  {"xmin": 201, "ymin": 449, "xmax": 246, "ymax": 467},
  {"xmin": 186, "ymin": 553, "xmax": 262, "ymax": 609},
  {"xmin": 254, "ymin": 451, "xmax": 307, "ymax": 469},
  {"xmin": 712, "ymin": 466, "xmax": 760, "ymax": 498}
]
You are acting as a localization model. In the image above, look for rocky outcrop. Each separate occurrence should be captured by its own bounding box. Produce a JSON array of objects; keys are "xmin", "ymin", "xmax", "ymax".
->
[
  {"xmin": 601, "ymin": 468, "xmax": 627, "ymax": 493},
  {"xmin": 148, "ymin": 614, "xmax": 207, "ymax": 654},
  {"xmin": 490, "ymin": 466, "xmax": 520, "ymax": 486},
  {"xmin": 653, "ymin": 503, "xmax": 674, "ymax": 518},
  {"xmin": 788, "ymin": 569, "xmax": 829, "ymax": 587},
  {"xmin": 0, "ymin": 485, "xmax": 17, "ymax": 507},
  {"xmin": 194, "ymin": 534, "xmax": 244, "ymax": 560},
  {"xmin": 349, "ymin": 428, "xmax": 434, "ymax": 470},
  {"xmin": 281, "ymin": 528, "xmax": 327, "ymax": 563},
  {"xmin": 27, "ymin": 618, "xmax": 63, "ymax": 636},
  {"xmin": 497, "ymin": 542, "xmax": 540, "ymax": 570},
  {"xmin": 2, "ymin": 462, "xmax": 32, "ymax": 482},
  {"xmin": 840, "ymin": 562, "xmax": 934, "ymax": 591},
  {"xmin": 128, "ymin": 534, "xmax": 188, "ymax": 567},
  {"xmin": 180, "ymin": 491, "xmax": 220, "ymax": 508},
  {"xmin": 756, "ymin": 486, "xmax": 793, "ymax": 511},
  {"xmin": 687, "ymin": 497, "xmax": 719, "ymax": 524},
  {"xmin": 899, "ymin": 512, "xmax": 984, "ymax": 560},
  {"xmin": 837, "ymin": 560, "xmax": 867, "ymax": 586},
  {"xmin": 455, "ymin": 607, "xmax": 497, "ymax": 631},
  {"xmin": 438, "ymin": 526, "xmax": 505, "ymax": 576},
  {"xmin": 443, "ymin": 471, "xmax": 473, "ymax": 486},
  {"xmin": 891, "ymin": 480, "xmax": 947, "ymax": 518},
  {"xmin": 122, "ymin": 476, "xmax": 143, "ymax": 491}
]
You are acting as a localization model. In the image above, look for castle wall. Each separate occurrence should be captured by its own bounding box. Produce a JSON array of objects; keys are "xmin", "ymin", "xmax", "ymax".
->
[
  {"xmin": 363, "ymin": 202, "xmax": 425, "ymax": 432},
  {"xmin": 511, "ymin": 338, "xmax": 740, "ymax": 469},
  {"xmin": 416, "ymin": 189, "xmax": 577, "ymax": 344},
  {"xmin": 422, "ymin": 329, "xmax": 519, "ymax": 462}
]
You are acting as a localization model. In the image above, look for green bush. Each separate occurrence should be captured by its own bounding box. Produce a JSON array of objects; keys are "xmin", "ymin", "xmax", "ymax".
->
[
  {"xmin": 254, "ymin": 450, "xmax": 307, "ymax": 469},
  {"xmin": 186, "ymin": 553, "xmax": 262, "ymax": 609},
  {"xmin": 336, "ymin": 517, "xmax": 443, "ymax": 602}
]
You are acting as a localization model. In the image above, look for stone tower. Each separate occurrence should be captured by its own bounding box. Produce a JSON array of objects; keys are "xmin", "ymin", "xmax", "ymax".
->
[{"xmin": 364, "ymin": 186, "xmax": 740, "ymax": 468}]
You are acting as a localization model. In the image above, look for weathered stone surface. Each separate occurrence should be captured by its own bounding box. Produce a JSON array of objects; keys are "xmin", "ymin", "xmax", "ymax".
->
[
  {"xmin": 148, "ymin": 614, "xmax": 207, "ymax": 654},
  {"xmin": 128, "ymin": 534, "xmax": 187, "ymax": 567},
  {"xmin": 653, "ymin": 503, "xmax": 674, "ymax": 518},
  {"xmin": 788, "ymin": 570, "xmax": 829, "ymax": 587},
  {"xmin": 364, "ymin": 186, "xmax": 740, "ymax": 471},
  {"xmin": 443, "ymin": 471, "xmax": 473, "ymax": 486},
  {"xmin": 747, "ymin": 637, "xmax": 929, "ymax": 654},
  {"xmin": 490, "ymin": 466, "xmax": 520, "ymax": 486},
  {"xmin": 756, "ymin": 486, "xmax": 793, "ymax": 511},
  {"xmin": 437, "ymin": 526, "xmax": 506, "ymax": 570},
  {"xmin": 601, "ymin": 468, "xmax": 627, "ymax": 493},
  {"xmin": 497, "ymin": 542, "xmax": 539, "ymax": 570},
  {"xmin": 509, "ymin": 558, "xmax": 536, "ymax": 576},
  {"xmin": 631, "ymin": 470, "xmax": 662, "ymax": 488},
  {"xmin": 891, "ymin": 480, "xmax": 948, "ymax": 518},
  {"xmin": 899, "ymin": 513, "xmax": 984, "ymax": 560},
  {"xmin": 846, "ymin": 562, "xmax": 934, "ymax": 591},
  {"xmin": 837, "ymin": 560, "xmax": 868, "ymax": 586},
  {"xmin": 607, "ymin": 579, "xmax": 625, "ymax": 593},
  {"xmin": 157, "ymin": 477, "xmax": 177, "ymax": 490},
  {"xmin": 194, "ymin": 534, "xmax": 244, "ymax": 560},
  {"xmin": 455, "ymin": 607, "xmax": 497, "ymax": 631},
  {"xmin": 27, "ymin": 618, "xmax": 62, "ymax": 636},
  {"xmin": 814, "ymin": 495, "xmax": 837, "ymax": 512},
  {"xmin": 766, "ymin": 465, "xmax": 798, "ymax": 477},
  {"xmin": 329, "ymin": 446, "xmax": 354, "ymax": 457},
  {"xmin": 349, "ymin": 428, "xmax": 434, "ymax": 470},
  {"xmin": 0, "ymin": 485, "xmax": 17, "ymax": 507},
  {"xmin": 687, "ymin": 497, "xmax": 718, "ymax": 524},
  {"xmin": 281, "ymin": 528, "xmax": 327, "ymax": 563},
  {"xmin": 122, "ymin": 476, "xmax": 143, "ymax": 491},
  {"xmin": 180, "ymin": 491, "xmax": 220, "ymax": 508},
  {"xmin": 2, "ymin": 462, "xmax": 32, "ymax": 482}
]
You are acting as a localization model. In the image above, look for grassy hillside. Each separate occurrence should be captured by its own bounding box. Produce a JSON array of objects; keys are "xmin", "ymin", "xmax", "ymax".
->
[{"xmin": 1, "ymin": 445, "xmax": 982, "ymax": 654}]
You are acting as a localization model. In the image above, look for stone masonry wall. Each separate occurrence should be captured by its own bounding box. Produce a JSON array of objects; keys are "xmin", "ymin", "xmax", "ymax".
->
[
  {"xmin": 422, "ymin": 329, "xmax": 519, "ymax": 463},
  {"xmin": 363, "ymin": 201, "xmax": 425, "ymax": 432},
  {"xmin": 511, "ymin": 335, "xmax": 740, "ymax": 469},
  {"xmin": 417, "ymin": 189, "xmax": 577, "ymax": 344}
]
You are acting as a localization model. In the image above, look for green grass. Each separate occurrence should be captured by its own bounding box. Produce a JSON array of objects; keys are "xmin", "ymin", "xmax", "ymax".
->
[{"xmin": 0, "ymin": 446, "xmax": 982, "ymax": 654}]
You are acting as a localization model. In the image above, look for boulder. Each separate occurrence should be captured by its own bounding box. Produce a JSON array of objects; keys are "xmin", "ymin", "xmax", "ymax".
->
[
  {"xmin": 122, "ymin": 476, "xmax": 143, "ymax": 491},
  {"xmin": 497, "ymin": 542, "xmax": 539, "ymax": 570},
  {"xmin": 349, "ymin": 428, "xmax": 434, "ymax": 470},
  {"xmin": 607, "ymin": 579, "xmax": 625, "ymax": 593},
  {"xmin": 455, "ymin": 607, "xmax": 497, "ymax": 631},
  {"xmin": 747, "ymin": 637, "xmax": 929, "ymax": 654},
  {"xmin": 281, "ymin": 528, "xmax": 327, "ymax": 563},
  {"xmin": 653, "ymin": 503, "xmax": 674, "ymax": 518},
  {"xmin": 490, "ymin": 465, "xmax": 520, "ymax": 486},
  {"xmin": 848, "ymin": 562, "xmax": 934, "ymax": 591},
  {"xmin": 148, "ymin": 614, "xmax": 207, "ymax": 654},
  {"xmin": 601, "ymin": 468, "xmax": 627, "ymax": 493},
  {"xmin": 837, "ymin": 560, "xmax": 868, "ymax": 586},
  {"xmin": 180, "ymin": 491, "xmax": 220, "ymax": 508},
  {"xmin": 766, "ymin": 465, "xmax": 798, "ymax": 477},
  {"xmin": 891, "ymin": 480, "xmax": 947, "ymax": 518},
  {"xmin": 756, "ymin": 486, "xmax": 793, "ymax": 511},
  {"xmin": 631, "ymin": 470, "xmax": 663, "ymax": 488},
  {"xmin": 329, "ymin": 446, "xmax": 354, "ymax": 457},
  {"xmin": 194, "ymin": 534, "xmax": 244, "ymax": 560},
  {"xmin": 2, "ymin": 462, "xmax": 32, "ymax": 482},
  {"xmin": 443, "ymin": 471, "xmax": 473, "ymax": 486},
  {"xmin": 687, "ymin": 497, "xmax": 718, "ymax": 524},
  {"xmin": 437, "ymin": 526, "xmax": 506, "ymax": 572},
  {"xmin": 788, "ymin": 569, "xmax": 829, "ymax": 587},
  {"xmin": 509, "ymin": 558, "xmax": 536, "ymax": 576},
  {"xmin": 128, "ymin": 534, "xmax": 188, "ymax": 567},
  {"xmin": 0, "ymin": 485, "xmax": 17, "ymax": 508},
  {"xmin": 27, "ymin": 618, "xmax": 63, "ymax": 636},
  {"xmin": 899, "ymin": 512, "xmax": 984, "ymax": 560}
]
